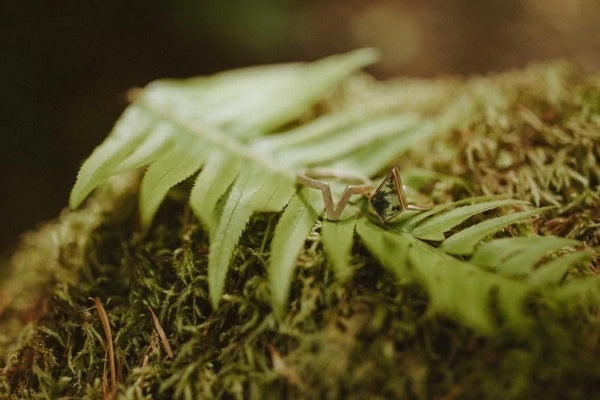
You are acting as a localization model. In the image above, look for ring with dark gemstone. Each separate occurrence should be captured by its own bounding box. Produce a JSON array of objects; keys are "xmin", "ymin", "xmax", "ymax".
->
[
  {"xmin": 297, "ymin": 166, "xmax": 431, "ymax": 223},
  {"xmin": 296, "ymin": 168, "xmax": 372, "ymax": 221}
]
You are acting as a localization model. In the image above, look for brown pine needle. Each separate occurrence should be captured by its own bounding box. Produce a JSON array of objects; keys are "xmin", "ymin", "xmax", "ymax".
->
[
  {"xmin": 148, "ymin": 306, "xmax": 174, "ymax": 359},
  {"xmin": 90, "ymin": 297, "xmax": 118, "ymax": 400},
  {"xmin": 102, "ymin": 348, "xmax": 109, "ymax": 400},
  {"xmin": 138, "ymin": 343, "xmax": 153, "ymax": 367}
]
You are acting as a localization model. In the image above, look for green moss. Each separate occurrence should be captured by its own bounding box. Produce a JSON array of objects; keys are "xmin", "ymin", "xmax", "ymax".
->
[
  {"xmin": 2, "ymin": 63, "xmax": 600, "ymax": 399},
  {"xmin": 398, "ymin": 63, "xmax": 600, "ymax": 245}
]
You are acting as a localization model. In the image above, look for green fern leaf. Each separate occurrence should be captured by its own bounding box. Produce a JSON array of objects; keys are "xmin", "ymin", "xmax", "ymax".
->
[
  {"xmin": 251, "ymin": 95, "xmax": 415, "ymax": 155},
  {"xmin": 236, "ymin": 48, "xmax": 380, "ymax": 137},
  {"xmin": 328, "ymin": 120, "xmax": 438, "ymax": 175},
  {"xmin": 354, "ymin": 219, "xmax": 412, "ymax": 278},
  {"xmin": 209, "ymin": 166, "xmax": 295, "ymax": 307},
  {"xmin": 269, "ymin": 190, "xmax": 322, "ymax": 315},
  {"xmin": 358, "ymin": 201, "xmax": 590, "ymax": 332},
  {"xmin": 440, "ymin": 207, "xmax": 553, "ymax": 255},
  {"xmin": 70, "ymin": 106, "xmax": 154, "ymax": 208},
  {"xmin": 470, "ymin": 236, "xmax": 580, "ymax": 275},
  {"xmin": 356, "ymin": 219, "xmax": 530, "ymax": 333},
  {"xmin": 410, "ymin": 199, "xmax": 529, "ymax": 241},
  {"xmin": 208, "ymin": 171, "xmax": 256, "ymax": 307},
  {"xmin": 71, "ymin": 49, "xmax": 378, "ymax": 217},
  {"xmin": 329, "ymin": 96, "xmax": 474, "ymax": 175},
  {"xmin": 553, "ymin": 276, "xmax": 600, "ymax": 305},
  {"xmin": 397, "ymin": 195, "xmax": 508, "ymax": 232},
  {"xmin": 136, "ymin": 48, "xmax": 379, "ymax": 140},
  {"xmin": 70, "ymin": 50, "xmax": 384, "ymax": 307},
  {"xmin": 321, "ymin": 216, "xmax": 357, "ymax": 280},
  {"xmin": 405, "ymin": 244, "xmax": 529, "ymax": 333},
  {"xmin": 189, "ymin": 151, "xmax": 241, "ymax": 234},
  {"xmin": 275, "ymin": 115, "xmax": 420, "ymax": 168},
  {"xmin": 529, "ymin": 250, "xmax": 593, "ymax": 287},
  {"xmin": 140, "ymin": 139, "xmax": 207, "ymax": 227},
  {"xmin": 113, "ymin": 122, "xmax": 176, "ymax": 174}
]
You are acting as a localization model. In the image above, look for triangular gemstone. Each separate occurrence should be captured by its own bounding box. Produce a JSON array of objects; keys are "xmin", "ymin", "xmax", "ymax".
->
[{"xmin": 369, "ymin": 167, "xmax": 407, "ymax": 223}]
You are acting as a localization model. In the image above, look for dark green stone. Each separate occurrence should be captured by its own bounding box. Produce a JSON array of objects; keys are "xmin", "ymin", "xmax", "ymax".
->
[{"xmin": 370, "ymin": 174, "xmax": 403, "ymax": 222}]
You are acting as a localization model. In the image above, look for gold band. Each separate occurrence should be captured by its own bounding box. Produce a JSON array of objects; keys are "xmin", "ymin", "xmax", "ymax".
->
[{"xmin": 297, "ymin": 169, "xmax": 372, "ymax": 221}]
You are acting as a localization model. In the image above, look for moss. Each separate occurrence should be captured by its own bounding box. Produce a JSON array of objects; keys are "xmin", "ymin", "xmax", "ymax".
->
[
  {"xmin": 2, "ymin": 63, "xmax": 600, "ymax": 399},
  {"xmin": 398, "ymin": 63, "xmax": 600, "ymax": 246}
]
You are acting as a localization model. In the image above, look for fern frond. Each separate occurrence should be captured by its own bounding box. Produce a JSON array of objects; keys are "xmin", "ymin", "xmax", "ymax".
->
[
  {"xmin": 112, "ymin": 122, "xmax": 177, "ymax": 174},
  {"xmin": 137, "ymin": 48, "xmax": 380, "ymax": 140},
  {"xmin": 251, "ymin": 95, "xmax": 418, "ymax": 154},
  {"xmin": 209, "ymin": 166, "xmax": 295, "ymax": 307},
  {"xmin": 410, "ymin": 199, "xmax": 529, "ymax": 241},
  {"xmin": 70, "ymin": 48, "xmax": 378, "ymax": 212},
  {"xmin": 327, "ymin": 120, "xmax": 439, "ymax": 175},
  {"xmin": 321, "ymin": 216, "xmax": 357, "ymax": 280},
  {"xmin": 71, "ymin": 49, "xmax": 382, "ymax": 307},
  {"xmin": 70, "ymin": 50, "xmax": 594, "ymax": 330},
  {"xmin": 69, "ymin": 106, "xmax": 153, "ymax": 208},
  {"xmin": 440, "ymin": 207, "xmax": 554, "ymax": 255},
  {"xmin": 469, "ymin": 236, "xmax": 580, "ymax": 275},
  {"xmin": 356, "ymin": 219, "xmax": 530, "ymax": 333},
  {"xmin": 529, "ymin": 250, "xmax": 593, "ymax": 287},
  {"xmin": 274, "ymin": 115, "xmax": 420, "ymax": 167},
  {"xmin": 355, "ymin": 219, "xmax": 412, "ymax": 278},
  {"xmin": 398, "ymin": 195, "xmax": 508, "ymax": 231},
  {"xmin": 140, "ymin": 139, "xmax": 207, "ymax": 227},
  {"xmin": 269, "ymin": 190, "xmax": 322, "ymax": 315},
  {"xmin": 356, "ymin": 197, "xmax": 587, "ymax": 331},
  {"xmin": 189, "ymin": 151, "xmax": 241, "ymax": 234}
]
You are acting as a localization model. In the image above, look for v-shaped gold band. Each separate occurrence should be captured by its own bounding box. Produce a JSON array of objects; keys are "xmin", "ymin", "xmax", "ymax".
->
[{"xmin": 297, "ymin": 169, "xmax": 371, "ymax": 221}]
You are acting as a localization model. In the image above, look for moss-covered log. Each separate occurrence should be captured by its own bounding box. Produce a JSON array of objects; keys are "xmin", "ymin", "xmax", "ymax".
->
[{"xmin": 1, "ymin": 61, "xmax": 599, "ymax": 399}]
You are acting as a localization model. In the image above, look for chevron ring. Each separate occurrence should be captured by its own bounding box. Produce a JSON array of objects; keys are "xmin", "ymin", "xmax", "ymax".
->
[
  {"xmin": 297, "ymin": 166, "xmax": 431, "ymax": 222},
  {"xmin": 297, "ymin": 168, "xmax": 372, "ymax": 221}
]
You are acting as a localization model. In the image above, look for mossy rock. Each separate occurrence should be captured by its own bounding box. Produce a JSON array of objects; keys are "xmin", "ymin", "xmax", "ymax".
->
[{"xmin": 1, "ymin": 60, "xmax": 600, "ymax": 399}]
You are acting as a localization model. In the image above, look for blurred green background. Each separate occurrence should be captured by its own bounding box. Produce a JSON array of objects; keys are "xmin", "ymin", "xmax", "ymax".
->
[{"xmin": 2, "ymin": 0, "xmax": 599, "ymax": 255}]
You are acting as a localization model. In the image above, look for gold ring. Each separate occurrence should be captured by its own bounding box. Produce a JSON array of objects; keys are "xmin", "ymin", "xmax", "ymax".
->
[
  {"xmin": 297, "ymin": 166, "xmax": 431, "ymax": 223},
  {"xmin": 297, "ymin": 168, "xmax": 372, "ymax": 221}
]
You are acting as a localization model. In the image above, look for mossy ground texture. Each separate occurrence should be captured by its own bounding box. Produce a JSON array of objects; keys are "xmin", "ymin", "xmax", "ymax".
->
[{"xmin": 2, "ymin": 63, "xmax": 600, "ymax": 399}]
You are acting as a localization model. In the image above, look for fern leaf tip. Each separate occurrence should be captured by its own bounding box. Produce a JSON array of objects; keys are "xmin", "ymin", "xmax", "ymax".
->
[
  {"xmin": 210, "ymin": 293, "xmax": 221, "ymax": 310},
  {"xmin": 69, "ymin": 178, "xmax": 88, "ymax": 210},
  {"xmin": 350, "ymin": 47, "xmax": 381, "ymax": 63}
]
